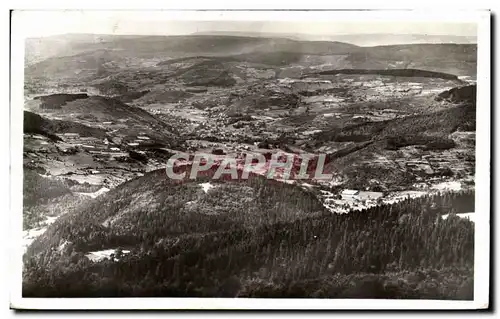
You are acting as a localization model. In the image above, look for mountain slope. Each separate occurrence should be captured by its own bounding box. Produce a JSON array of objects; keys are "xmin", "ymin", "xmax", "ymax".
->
[
  {"xmin": 26, "ymin": 94, "xmax": 179, "ymax": 150},
  {"xmin": 26, "ymin": 34, "xmax": 359, "ymax": 60},
  {"xmin": 23, "ymin": 187, "xmax": 474, "ymax": 298},
  {"xmin": 192, "ymin": 31, "xmax": 477, "ymax": 45},
  {"xmin": 24, "ymin": 110, "xmax": 108, "ymax": 141},
  {"xmin": 347, "ymin": 44, "xmax": 477, "ymax": 76},
  {"xmin": 25, "ymin": 49, "xmax": 123, "ymax": 80},
  {"xmin": 25, "ymin": 35, "xmax": 477, "ymax": 96},
  {"xmin": 27, "ymin": 169, "xmax": 326, "ymax": 257},
  {"xmin": 31, "ymin": 95, "xmax": 174, "ymax": 131},
  {"xmin": 305, "ymin": 84, "xmax": 476, "ymax": 191},
  {"xmin": 309, "ymin": 68, "xmax": 460, "ymax": 81}
]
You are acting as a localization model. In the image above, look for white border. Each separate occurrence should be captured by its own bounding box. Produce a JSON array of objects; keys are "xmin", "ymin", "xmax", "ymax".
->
[
  {"xmin": 9, "ymin": 9, "xmax": 491, "ymax": 310},
  {"xmin": 473, "ymin": 9, "xmax": 491, "ymax": 309}
]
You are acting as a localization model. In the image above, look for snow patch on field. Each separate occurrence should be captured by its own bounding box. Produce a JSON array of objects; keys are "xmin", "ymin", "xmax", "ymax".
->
[
  {"xmin": 319, "ymin": 189, "xmax": 426, "ymax": 214},
  {"xmin": 317, "ymin": 179, "xmax": 468, "ymax": 214},
  {"xmin": 383, "ymin": 191, "xmax": 428, "ymax": 205},
  {"xmin": 76, "ymin": 187, "xmax": 110, "ymax": 199},
  {"xmin": 58, "ymin": 240, "xmax": 70, "ymax": 252},
  {"xmin": 199, "ymin": 182, "xmax": 215, "ymax": 193},
  {"xmin": 303, "ymin": 130, "xmax": 323, "ymax": 136},
  {"xmin": 441, "ymin": 212, "xmax": 475, "ymax": 222},
  {"xmin": 45, "ymin": 216, "xmax": 58, "ymax": 225},
  {"xmin": 432, "ymin": 181, "xmax": 462, "ymax": 191},
  {"xmin": 23, "ymin": 228, "xmax": 47, "ymax": 252},
  {"xmin": 22, "ymin": 215, "xmax": 59, "ymax": 252},
  {"xmin": 85, "ymin": 249, "xmax": 131, "ymax": 262}
]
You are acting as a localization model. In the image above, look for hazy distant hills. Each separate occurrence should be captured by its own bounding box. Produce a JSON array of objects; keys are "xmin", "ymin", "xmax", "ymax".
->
[
  {"xmin": 25, "ymin": 33, "xmax": 359, "ymax": 65},
  {"xmin": 192, "ymin": 31, "xmax": 477, "ymax": 46},
  {"xmin": 25, "ymin": 33, "xmax": 477, "ymax": 67},
  {"xmin": 24, "ymin": 34, "xmax": 477, "ymax": 85},
  {"xmin": 25, "ymin": 34, "xmax": 120, "ymax": 65},
  {"xmin": 325, "ymin": 34, "xmax": 477, "ymax": 47}
]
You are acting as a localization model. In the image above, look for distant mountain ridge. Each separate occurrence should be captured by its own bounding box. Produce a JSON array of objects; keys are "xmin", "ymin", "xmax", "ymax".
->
[
  {"xmin": 192, "ymin": 31, "xmax": 477, "ymax": 46},
  {"xmin": 307, "ymin": 68, "xmax": 461, "ymax": 81},
  {"xmin": 25, "ymin": 34, "xmax": 477, "ymax": 84},
  {"xmin": 25, "ymin": 33, "xmax": 359, "ymax": 65}
]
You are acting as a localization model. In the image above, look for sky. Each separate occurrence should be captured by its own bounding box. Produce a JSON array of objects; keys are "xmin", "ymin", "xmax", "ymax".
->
[{"xmin": 12, "ymin": 11, "xmax": 478, "ymax": 38}]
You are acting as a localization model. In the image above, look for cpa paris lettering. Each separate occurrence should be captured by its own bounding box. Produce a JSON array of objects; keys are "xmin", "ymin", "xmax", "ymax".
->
[{"xmin": 165, "ymin": 152, "xmax": 333, "ymax": 180}]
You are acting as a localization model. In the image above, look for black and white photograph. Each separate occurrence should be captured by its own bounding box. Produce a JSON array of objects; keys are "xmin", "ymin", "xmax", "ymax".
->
[{"xmin": 9, "ymin": 9, "xmax": 490, "ymax": 310}]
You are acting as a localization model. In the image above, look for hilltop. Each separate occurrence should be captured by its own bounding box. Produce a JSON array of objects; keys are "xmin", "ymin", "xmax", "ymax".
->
[
  {"xmin": 27, "ymin": 168, "xmax": 326, "ymax": 257},
  {"xmin": 24, "ymin": 111, "xmax": 108, "ymax": 142},
  {"xmin": 308, "ymin": 68, "xmax": 460, "ymax": 81},
  {"xmin": 192, "ymin": 31, "xmax": 477, "ymax": 46},
  {"xmin": 26, "ymin": 34, "xmax": 359, "ymax": 62},
  {"xmin": 436, "ymin": 85, "xmax": 477, "ymax": 103},
  {"xmin": 27, "ymin": 94, "xmax": 175, "ymax": 134},
  {"xmin": 24, "ymin": 179, "xmax": 474, "ymax": 298}
]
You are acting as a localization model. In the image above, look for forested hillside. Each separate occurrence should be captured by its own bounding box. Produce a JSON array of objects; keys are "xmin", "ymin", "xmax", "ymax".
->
[{"xmin": 23, "ymin": 189, "xmax": 474, "ymax": 299}]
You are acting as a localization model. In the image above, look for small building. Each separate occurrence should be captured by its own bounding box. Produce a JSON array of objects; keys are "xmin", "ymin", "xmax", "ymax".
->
[
  {"xmin": 63, "ymin": 133, "xmax": 80, "ymax": 138},
  {"xmin": 358, "ymin": 191, "xmax": 384, "ymax": 201},
  {"xmin": 341, "ymin": 189, "xmax": 360, "ymax": 199}
]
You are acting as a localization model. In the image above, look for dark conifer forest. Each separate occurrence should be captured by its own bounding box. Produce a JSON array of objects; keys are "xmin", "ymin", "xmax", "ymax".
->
[{"xmin": 23, "ymin": 186, "xmax": 474, "ymax": 299}]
